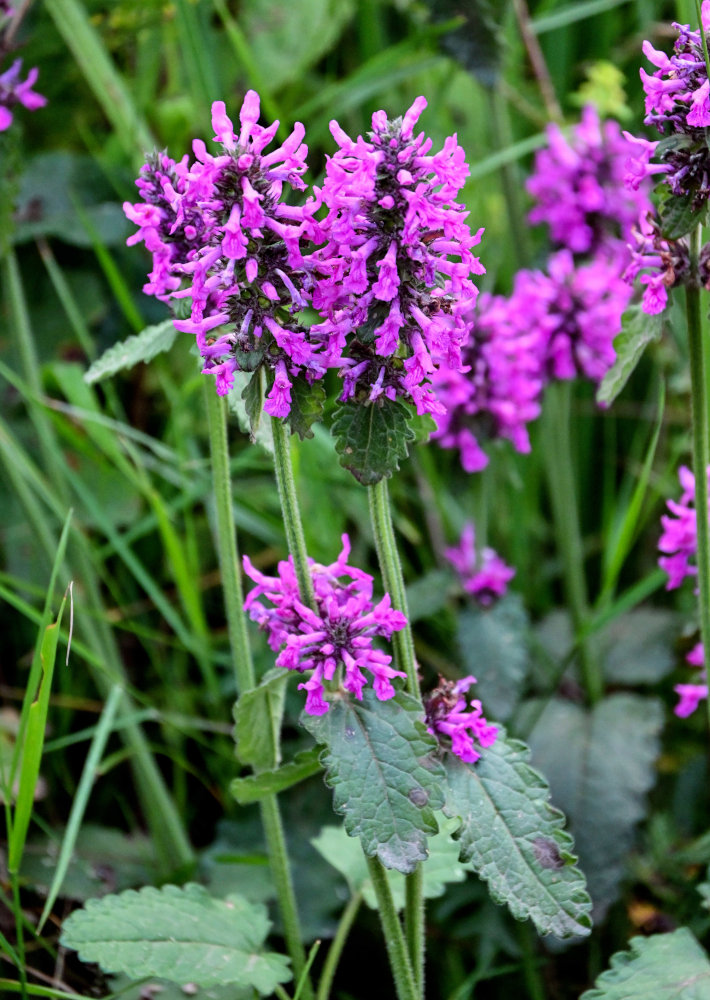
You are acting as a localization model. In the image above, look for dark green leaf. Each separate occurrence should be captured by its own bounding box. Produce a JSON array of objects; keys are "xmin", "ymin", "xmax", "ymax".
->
[
  {"xmin": 597, "ymin": 305, "xmax": 664, "ymax": 407},
  {"xmin": 427, "ymin": 0, "xmax": 504, "ymax": 87},
  {"xmin": 659, "ymin": 191, "xmax": 706, "ymax": 240},
  {"xmin": 231, "ymin": 748, "xmax": 322, "ymax": 803},
  {"xmin": 84, "ymin": 320, "xmax": 179, "ymax": 384},
  {"xmin": 233, "ymin": 669, "xmax": 288, "ymax": 772},
  {"xmin": 444, "ymin": 732, "xmax": 592, "ymax": 938},
  {"xmin": 331, "ymin": 398, "xmax": 415, "ymax": 485},
  {"xmin": 655, "ymin": 134, "xmax": 697, "ymax": 158},
  {"xmin": 526, "ymin": 694, "xmax": 663, "ymax": 920},
  {"xmin": 303, "ymin": 688, "xmax": 446, "ymax": 873},
  {"xmin": 457, "ymin": 594, "xmax": 529, "ymax": 721},
  {"xmin": 287, "ymin": 377, "xmax": 326, "ymax": 440},
  {"xmin": 580, "ymin": 928, "xmax": 710, "ymax": 1000},
  {"xmin": 60, "ymin": 883, "xmax": 291, "ymax": 992}
]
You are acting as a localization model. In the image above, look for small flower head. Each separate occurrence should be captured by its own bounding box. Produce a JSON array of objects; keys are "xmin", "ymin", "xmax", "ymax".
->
[
  {"xmin": 673, "ymin": 643, "xmax": 708, "ymax": 717},
  {"xmin": 424, "ymin": 675, "xmax": 498, "ymax": 763},
  {"xmin": 308, "ymin": 96, "xmax": 485, "ymax": 417},
  {"xmin": 444, "ymin": 522, "xmax": 515, "ymax": 606},
  {"xmin": 658, "ymin": 465, "xmax": 706, "ymax": 589},
  {"xmin": 0, "ymin": 58, "xmax": 46, "ymax": 132},
  {"xmin": 243, "ymin": 535, "xmax": 407, "ymax": 714}
]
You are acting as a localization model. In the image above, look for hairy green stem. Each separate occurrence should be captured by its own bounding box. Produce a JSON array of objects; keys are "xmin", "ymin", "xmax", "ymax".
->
[
  {"xmin": 208, "ymin": 399, "xmax": 312, "ymax": 999},
  {"xmin": 271, "ymin": 417, "xmax": 316, "ymax": 609},
  {"xmin": 366, "ymin": 855, "xmax": 419, "ymax": 1000},
  {"xmin": 316, "ymin": 892, "xmax": 363, "ymax": 1000},
  {"xmin": 404, "ymin": 865, "xmax": 425, "ymax": 996},
  {"xmin": 542, "ymin": 383, "xmax": 603, "ymax": 704},
  {"xmin": 686, "ymin": 226, "xmax": 710, "ymax": 735}
]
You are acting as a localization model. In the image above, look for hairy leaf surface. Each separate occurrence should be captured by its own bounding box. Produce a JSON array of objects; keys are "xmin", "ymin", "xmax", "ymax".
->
[
  {"xmin": 84, "ymin": 320, "xmax": 178, "ymax": 383},
  {"xmin": 332, "ymin": 398, "xmax": 415, "ymax": 484},
  {"xmin": 581, "ymin": 928, "xmax": 710, "ymax": 999}
]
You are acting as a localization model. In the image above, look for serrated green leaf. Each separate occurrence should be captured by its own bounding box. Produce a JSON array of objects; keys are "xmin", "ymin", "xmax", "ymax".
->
[
  {"xmin": 457, "ymin": 594, "xmax": 529, "ymax": 721},
  {"xmin": 312, "ymin": 815, "xmax": 466, "ymax": 910},
  {"xmin": 231, "ymin": 747, "xmax": 322, "ymax": 803},
  {"xmin": 580, "ymin": 928, "xmax": 710, "ymax": 1000},
  {"xmin": 659, "ymin": 191, "xmax": 706, "ymax": 240},
  {"xmin": 597, "ymin": 305, "xmax": 664, "ymax": 407},
  {"xmin": 331, "ymin": 398, "xmax": 415, "ymax": 485},
  {"xmin": 443, "ymin": 732, "xmax": 592, "ymax": 938},
  {"xmin": 84, "ymin": 320, "xmax": 178, "ymax": 384},
  {"xmin": 303, "ymin": 688, "xmax": 446, "ymax": 873},
  {"xmin": 233, "ymin": 669, "xmax": 288, "ymax": 772},
  {"xmin": 526, "ymin": 694, "xmax": 663, "ymax": 920},
  {"xmin": 287, "ymin": 377, "xmax": 326, "ymax": 440},
  {"xmin": 60, "ymin": 883, "xmax": 291, "ymax": 993}
]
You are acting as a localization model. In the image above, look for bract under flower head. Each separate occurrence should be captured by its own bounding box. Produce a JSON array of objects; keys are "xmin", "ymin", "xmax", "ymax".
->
[
  {"xmin": 307, "ymin": 96, "xmax": 485, "ymax": 417},
  {"xmin": 124, "ymin": 92, "xmax": 321, "ymax": 412},
  {"xmin": 444, "ymin": 522, "xmax": 515, "ymax": 606},
  {"xmin": 527, "ymin": 105, "xmax": 653, "ymax": 263},
  {"xmin": 243, "ymin": 534, "xmax": 407, "ymax": 715},
  {"xmin": 424, "ymin": 675, "xmax": 498, "ymax": 763}
]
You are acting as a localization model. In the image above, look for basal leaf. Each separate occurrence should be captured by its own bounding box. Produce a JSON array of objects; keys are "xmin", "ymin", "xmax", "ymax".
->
[
  {"xmin": 443, "ymin": 732, "xmax": 592, "ymax": 938},
  {"xmin": 233, "ymin": 668, "xmax": 288, "ymax": 772},
  {"xmin": 602, "ymin": 608, "xmax": 677, "ymax": 684},
  {"xmin": 231, "ymin": 747, "xmax": 322, "ymax": 803},
  {"xmin": 84, "ymin": 320, "xmax": 178, "ymax": 384},
  {"xmin": 580, "ymin": 928, "xmax": 710, "ymax": 1000},
  {"xmin": 286, "ymin": 377, "xmax": 326, "ymax": 440},
  {"xmin": 60, "ymin": 883, "xmax": 291, "ymax": 993},
  {"xmin": 597, "ymin": 305, "xmax": 664, "ymax": 407},
  {"xmin": 303, "ymin": 688, "xmax": 446, "ymax": 873},
  {"xmin": 456, "ymin": 594, "xmax": 529, "ymax": 720},
  {"xmin": 526, "ymin": 694, "xmax": 663, "ymax": 921},
  {"xmin": 331, "ymin": 398, "xmax": 415, "ymax": 485},
  {"xmin": 312, "ymin": 815, "xmax": 466, "ymax": 910}
]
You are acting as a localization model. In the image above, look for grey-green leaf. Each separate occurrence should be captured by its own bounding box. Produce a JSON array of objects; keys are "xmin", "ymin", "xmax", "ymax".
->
[
  {"xmin": 60, "ymin": 883, "xmax": 291, "ymax": 992},
  {"xmin": 233, "ymin": 668, "xmax": 288, "ymax": 772},
  {"xmin": 231, "ymin": 747, "xmax": 322, "ymax": 803},
  {"xmin": 443, "ymin": 732, "xmax": 592, "ymax": 938},
  {"xmin": 596, "ymin": 305, "xmax": 664, "ymax": 407},
  {"xmin": 312, "ymin": 815, "xmax": 466, "ymax": 910},
  {"xmin": 331, "ymin": 398, "xmax": 416, "ymax": 485},
  {"xmin": 457, "ymin": 594, "xmax": 529, "ymax": 720},
  {"xmin": 526, "ymin": 694, "xmax": 663, "ymax": 920},
  {"xmin": 303, "ymin": 688, "xmax": 446, "ymax": 873},
  {"xmin": 84, "ymin": 320, "xmax": 179, "ymax": 384},
  {"xmin": 580, "ymin": 928, "xmax": 710, "ymax": 1000}
]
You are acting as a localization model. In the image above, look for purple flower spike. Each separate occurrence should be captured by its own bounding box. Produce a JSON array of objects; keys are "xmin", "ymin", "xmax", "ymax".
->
[
  {"xmin": 124, "ymin": 92, "xmax": 321, "ymax": 411},
  {"xmin": 673, "ymin": 643, "xmax": 708, "ymax": 718},
  {"xmin": 527, "ymin": 105, "xmax": 653, "ymax": 263},
  {"xmin": 444, "ymin": 522, "xmax": 515, "ymax": 606},
  {"xmin": 0, "ymin": 58, "xmax": 46, "ymax": 132},
  {"xmin": 307, "ymin": 96, "xmax": 485, "ymax": 417},
  {"xmin": 658, "ymin": 465, "xmax": 710, "ymax": 590},
  {"xmin": 424, "ymin": 675, "xmax": 498, "ymax": 763},
  {"xmin": 243, "ymin": 534, "xmax": 407, "ymax": 714}
]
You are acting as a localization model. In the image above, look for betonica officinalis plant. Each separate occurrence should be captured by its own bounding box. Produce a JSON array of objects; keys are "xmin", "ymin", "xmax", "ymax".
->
[{"xmin": 4, "ymin": 2, "xmax": 710, "ymax": 999}]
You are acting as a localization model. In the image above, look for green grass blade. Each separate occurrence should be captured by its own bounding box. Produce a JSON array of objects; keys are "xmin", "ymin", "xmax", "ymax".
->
[
  {"xmin": 44, "ymin": 0, "xmax": 154, "ymax": 161},
  {"xmin": 37, "ymin": 684, "xmax": 123, "ymax": 931},
  {"xmin": 532, "ymin": 0, "xmax": 633, "ymax": 34}
]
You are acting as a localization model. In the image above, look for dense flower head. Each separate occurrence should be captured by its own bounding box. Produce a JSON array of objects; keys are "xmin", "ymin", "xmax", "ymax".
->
[
  {"xmin": 658, "ymin": 465, "xmax": 710, "ymax": 589},
  {"xmin": 125, "ymin": 92, "xmax": 321, "ymax": 413},
  {"xmin": 622, "ymin": 212, "xmax": 688, "ymax": 315},
  {"xmin": 431, "ymin": 291, "xmax": 544, "ymax": 472},
  {"xmin": 307, "ymin": 96, "xmax": 485, "ymax": 417},
  {"xmin": 0, "ymin": 58, "xmax": 45, "ymax": 132},
  {"xmin": 527, "ymin": 105, "xmax": 653, "ymax": 262},
  {"xmin": 423, "ymin": 675, "xmax": 498, "ymax": 763},
  {"xmin": 631, "ymin": 4, "xmax": 710, "ymax": 209},
  {"xmin": 674, "ymin": 642, "xmax": 708, "ymax": 717},
  {"xmin": 243, "ymin": 534, "xmax": 408, "ymax": 715},
  {"xmin": 444, "ymin": 522, "xmax": 515, "ymax": 606}
]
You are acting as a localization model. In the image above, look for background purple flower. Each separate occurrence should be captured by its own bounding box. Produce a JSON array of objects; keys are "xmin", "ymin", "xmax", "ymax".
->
[
  {"xmin": 444, "ymin": 522, "xmax": 515, "ymax": 606},
  {"xmin": 243, "ymin": 534, "xmax": 407, "ymax": 715},
  {"xmin": 0, "ymin": 58, "xmax": 45, "ymax": 131},
  {"xmin": 658, "ymin": 465, "xmax": 705, "ymax": 590}
]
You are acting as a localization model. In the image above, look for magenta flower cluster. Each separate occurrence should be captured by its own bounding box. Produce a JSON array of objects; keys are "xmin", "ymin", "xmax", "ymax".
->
[
  {"xmin": 243, "ymin": 535, "xmax": 407, "ymax": 715},
  {"xmin": 423, "ymin": 675, "xmax": 498, "ymax": 763},
  {"xmin": 0, "ymin": 5, "xmax": 45, "ymax": 132},
  {"xmin": 124, "ymin": 92, "xmax": 485, "ymax": 421},
  {"xmin": 444, "ymin": 522, "xmax": 514, "ymax": 607},
  {"xmin": 658, "ymin": 466, "xmax": 710, "ymax": 718}
]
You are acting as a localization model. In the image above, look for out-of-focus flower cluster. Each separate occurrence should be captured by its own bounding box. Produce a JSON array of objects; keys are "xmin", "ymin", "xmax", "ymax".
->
[
  {"xmin": 444, "ymin": 522, "xmax": 514, "ymax": 606},
  {"xmin": 243, "ymin": 534, "xmax": 407, "ymax": 715},
  {"xmin": 659, "ymin": 466, "xmax": 710, "ymax": 718},
  {"xmin": 0, "ymin": 5, "xmax": 46, "ymax": 132},
  {"xmin": 423, "ymin": 675, "xmax": 498, "ymax": 763}
]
